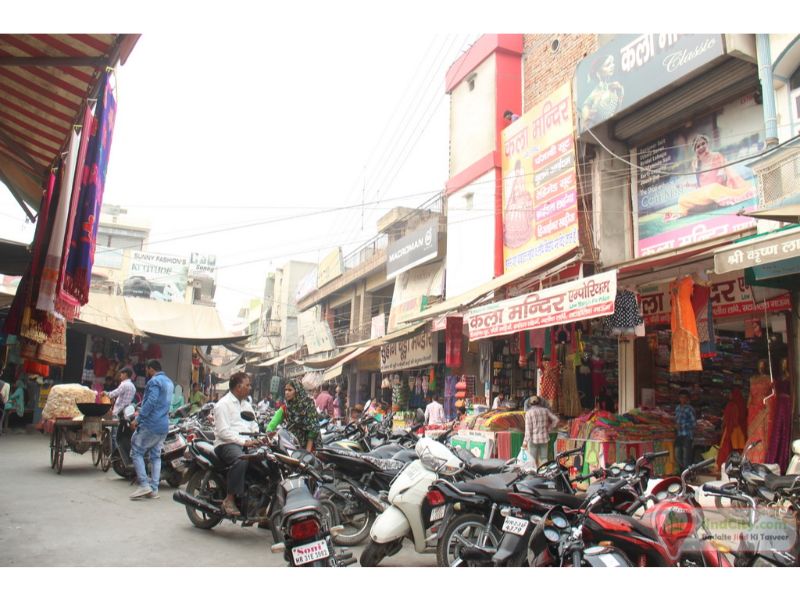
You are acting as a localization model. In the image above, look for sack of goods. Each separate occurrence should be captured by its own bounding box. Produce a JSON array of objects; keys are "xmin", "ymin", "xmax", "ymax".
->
[{"xmin": 42, "ymin": 384, "xmax": 96, "ymax": 420}]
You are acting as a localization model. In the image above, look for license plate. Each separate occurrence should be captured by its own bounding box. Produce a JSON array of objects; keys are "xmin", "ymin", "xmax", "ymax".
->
[
  {"xmin": 430, "ymin": 505, "xmax": 446, "ymax": 521},
  {"xmin": 163, "ymin": 440, "xmax": 185, "ymax": 453},
  {"xmin": 291, "ymin": 539, "xmax": 330, "ymax": 565},
  {"xmin": 502, "ymin": 515, "xmax": 528, "ymax": 536}
]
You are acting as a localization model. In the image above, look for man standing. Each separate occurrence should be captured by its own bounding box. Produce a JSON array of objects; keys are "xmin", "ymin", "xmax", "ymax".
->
[
  {"xmin": 524, "ymin": 396, "xmax": 560, "ymax": 468},
  {"xmin": 214, "ymin": 372, "xmax": 259, "ymax": 516},
  {"xmin": 130, "ymin": 360, "xmax": 173, "ymax": 500},
  {"xmin": 314, "ymin": 383, "xmax": 335, "ymax": 419},
  {"xmin": 424, "ymin": 395, "xmax": 445, "ymax": 426},
  {"xmin": 334, "ymin": 385, "xmax": 347, "ymax": 422},
  {"xmin": 104, "ymin": 367, "xmax": 136, "ymax": 450},
  {"xmin": 674, "ymin": 389, "xmax": 697, "ymax": 474}
]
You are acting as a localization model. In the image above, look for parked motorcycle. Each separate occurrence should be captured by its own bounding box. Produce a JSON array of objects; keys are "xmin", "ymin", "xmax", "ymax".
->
[
  {"xmin": 268, "ymin": 450, "xmax": 357, "ymax": 567},
  {"xmin": 527, "ymin": 457, "xmax": 731, "ymax": 567},
  {"xmin": 110, "ymin": 404, "xmax": 187, "ymax": 488},
  {"xmin": 359, "ymin": 436, "xmax": 466, "ymax": 567}
]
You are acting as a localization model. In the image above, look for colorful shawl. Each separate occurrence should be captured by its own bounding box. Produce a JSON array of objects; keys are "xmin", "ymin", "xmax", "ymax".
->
[
  {"xmin": 36, "ymin": 127, "xmax": 83, "ymax": 315},
  {"xmin": 59, "ymin": 74, "xmax": 117, "ymax": 314}
]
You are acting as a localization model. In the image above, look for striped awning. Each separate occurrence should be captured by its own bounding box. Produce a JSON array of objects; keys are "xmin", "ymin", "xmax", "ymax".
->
[{"xmin": 0, "ymin": 34, "xmax": 140, "ymax": 217}]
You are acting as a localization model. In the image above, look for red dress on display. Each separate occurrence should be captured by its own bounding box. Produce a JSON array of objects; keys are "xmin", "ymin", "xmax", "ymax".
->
[
  {"xmin": 716, "ymin": 388, "xmax": 748, "ymax": 469},
  {"xmin": 745, "ymin": 375, "xmax": 774, "ymax": 464},
  {"xmin": 669, "ymin": 276, "xmax": 702, "ymax": 372}
]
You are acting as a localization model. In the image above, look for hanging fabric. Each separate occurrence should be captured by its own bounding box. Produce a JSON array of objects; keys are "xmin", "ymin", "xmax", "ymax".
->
[
  {"xmin": 478, "ymin": 341, "xmax": 492, "ymax": 383},
  {"xmin": 605, "ymin": 289, "xmax": 643, "ymax": 335},
  {"xmin": 669, "ymin": 276, "xmax": 702, "ymax": 372},
  {"xmin": 59, "ymin": 74, "xmax": 118, "ymax": 313},
  {"xmin": 445, "ymin": 316, "xmax": 463, "ymax": 369},
  {"xmin": 691, "ymin": 282, "xmax": 716, "ymax": 358}
]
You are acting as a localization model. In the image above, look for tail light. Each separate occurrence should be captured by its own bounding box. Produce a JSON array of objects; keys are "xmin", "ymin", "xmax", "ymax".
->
[
  {"xmin": 289, "ymin": 518, "xmax": 320, "ymax": 541},
  {"xmin": 426, "ymin": 489, "xmax": 446, "ymax": 507}
]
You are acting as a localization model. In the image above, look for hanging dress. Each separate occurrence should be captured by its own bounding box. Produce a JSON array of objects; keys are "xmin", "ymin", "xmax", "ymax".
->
[
  {"xmin": 766, "ymin": 379, "xmax": 792, "ymax": 472},
  {"xmin": 745, "ymin": 375, "xmax": 774, "ymax": 464},
  {"xmin": 669, "ymin": 276, "xmax": 702, "ymax": 372},
  {"xmin": 716, "ymin": 388, "xmax": 748, "ymax": 469},
  {"xmin": 561, "ymin": 353, "xmax": 582, "ymax": 417},
  {"xmin": 540, "ymin": 358, "xmax": 561, "ymax": 413}
]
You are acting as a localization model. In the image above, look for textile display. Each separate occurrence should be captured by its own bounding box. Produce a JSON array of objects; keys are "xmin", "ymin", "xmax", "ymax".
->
[
  {"xmin": 445, "ymin": 316, "xmax": 463, "ymax": 369},
  {"xmin": 478, "ymin": 341, "xmax": 492, "ymax": 383},
  {"xmin": 669, "ymin": 276, "xmax": 702, "ymax": 372},
  {"xmin": 766, "ymin": 379, "xmax": 792, "ymax": 472},
  {"xmin": 37, "ymin": 127, "xmax": 83, "ymax": 315},
  {"xmin": 716, "ymin": 388, "xmax": 747, "ymax": 469},
  {"xmin": 35, "ymin": 314, "xmax": 67, "ymax": 366},
  {"xmin": 60, "ymin": 75, "xmax": 117, "ymax": 312},
  {"xmin": 604, "ymin": 290, "xmax": 643, "ymax": 335},
  {"xmin": 745, "ymin": 374, "xmax": 773, "ymax": 464},
  {"xmin": 691, "ymin": 282, "xmax": 716, "ymax": 358},
  {"xmin": 539, "ymin": 358, "xmax": 561, "ymax": 409},
  {"xmin": 561, "ymin": 354, "xmax": 582, "ymax": 417}
]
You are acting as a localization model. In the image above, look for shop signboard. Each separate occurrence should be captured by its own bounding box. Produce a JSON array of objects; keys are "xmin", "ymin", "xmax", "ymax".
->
[
  {"xmin": 295, "ymin": 267, "xmax": 318, "ymax": 302},
  {"xmin": 127, "ymin": 250, "xmax": 188, "ymax": 302},
  {"xmin": 188, "ymin": 252, "xmax": 217, "ymax": 279},
  {"xmin": 386, "ymin": 217, "xmax": 440, "ymax": 280},
  {"xmin": 639, "ymin": 274, "xmax": 791, "ymax": 325},
  {"xmin": 575, "ymin": 34, "xmax": 725, "ymax": 132},
  {"xmin": 387, "ymin": 261, "xmax": 445, "ymax": 333},
  {"xmin": 714, "ymin": 227, "xmax": 800, "ymax": 274},
  {"xmin": 635, "ymin": 93, "xmax": 764, "ymax": 257},
  {"xmin": 317, "ymin": 247, "xmax": 344, "ymax": 288},
  {"xmin": 501, "ymin": 83, "xmax": 578, "ymax": 274},
  {"xmin": 466, "ymin": 271, "xmax": 617, "ymax": 341},
  {"xmin": 298, "ymin": 308, "xmax": 335, "ymax": 354},
  {"xmin": 371, "ymin": 314, "xmax": 386, "ymax": 339},
  {"xmin": 380, "ymin": 331, "xmax": 437, "ymax": 373}
]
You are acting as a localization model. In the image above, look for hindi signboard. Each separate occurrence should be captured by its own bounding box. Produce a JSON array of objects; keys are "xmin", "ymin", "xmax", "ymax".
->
[
  {"xmin": 501, "ymin": 83, "xmax": 579, "ymax": 274},
  {"xmin": 714, "ymin": 227, "xmax": 800, "ymax": 274},
  {"xmin": 466, "ymin": 271, "xmax": 617, "ymax": 341},
  {"xmin": 380, "ymin": 331, "xmax": 438, "ymax": 373}
]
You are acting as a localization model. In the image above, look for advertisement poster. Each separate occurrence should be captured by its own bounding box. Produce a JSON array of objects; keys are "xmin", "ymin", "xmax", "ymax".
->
[
  {"xmin": 501, "ymin": 82, "xmax": 578, "ymax": 274},
  {"xmin": 635, "ymin": 94, "xmax": 764, "ymax": 257},
  {"xmin": 126, "ymin": 251, "xmax": 188, "ymax": 302},
  {"xmin": 387, "ymin": 261, "xmax": 445, "ymax": 333},
  {"xmin": 317, "ymin": 248, "xmax": 344, "ymax": 287},
  {"xmin": 575, "ymin": 34, "xmax": 725, "ymax": 132},
  {"xmin": 189, "ymin": 252, "xmax": 217, "ymax": 279},
  {"xmin": 466, "ymin": 271, "xmax": 617, "ymax": 341},
  {"xmin": 386, "ymin": 217, "xmax": 439, "ymax": 280}
]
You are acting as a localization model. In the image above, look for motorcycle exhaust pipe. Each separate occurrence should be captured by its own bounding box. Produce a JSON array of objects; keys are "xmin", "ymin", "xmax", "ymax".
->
[
  {"xmin": 350, "ymin": 486, "xmax": 390, "ymax": 513},
  {"xmin": 172, "ymin": 490, "xmax": 224, "ymax": 517}
]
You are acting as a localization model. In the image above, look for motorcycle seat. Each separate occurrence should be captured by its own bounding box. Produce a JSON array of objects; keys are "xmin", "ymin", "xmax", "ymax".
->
[
  {"xmin": 455, "ymin": 448, "xmax": 507, "ymax": 475},
  {"xmin": 525, "ymin": 488, "xmax": 585, "ymax": 510},
  {"xmin": 282, "ymin": 483, "xmax": 321, "ymax": 516},
  {"xmin": 456, "ymin": 471, "xmax": 520, "ymax": 503},
  {"xmin": 367, "ymin": 444, "xmax": 404, "ymax": 459},
  {"xmin": 195, "ymin": 441, "xmax": 225, "ymax": 470},
  {"xmin": 764, "ymin": 472, "xmax": 800, "ymax": 492}
]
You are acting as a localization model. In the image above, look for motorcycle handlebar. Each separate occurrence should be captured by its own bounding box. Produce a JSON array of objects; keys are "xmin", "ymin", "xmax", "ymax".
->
[
  {"xmin": 643, "ymin": 450, "xmax": 669, "ymax": 461},
  {"xmin": 690, "ymin": 457, "xmax": 716, "ymax": 471},
  {"xmin": 600, "ymin": 478, "xmax": 629, "ymax": 498}
]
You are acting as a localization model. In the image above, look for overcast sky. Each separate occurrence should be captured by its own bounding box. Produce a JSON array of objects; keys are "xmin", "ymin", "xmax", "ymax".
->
[{"xmin": 2, "ymin": 3, "xmax": 769, "ymax": 325}]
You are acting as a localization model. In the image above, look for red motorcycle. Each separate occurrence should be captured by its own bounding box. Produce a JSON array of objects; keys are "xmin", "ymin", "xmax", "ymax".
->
[{"xmin": 529, "ymin": 457, "xmax": 732, "ymax": 567}]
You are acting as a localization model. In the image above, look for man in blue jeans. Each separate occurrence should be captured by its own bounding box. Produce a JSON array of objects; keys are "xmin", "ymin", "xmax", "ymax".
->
[{"xmin": 130, "ymin": 359, "xmax": 174, "ymax": 500}]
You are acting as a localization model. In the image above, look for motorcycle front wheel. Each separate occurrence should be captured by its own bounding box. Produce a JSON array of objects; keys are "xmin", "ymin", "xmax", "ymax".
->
[
  {"xmin": 322, "ymin": 483, "xmax": 375, "ymax": 546},
  {"xmin": 184, "ymin": 470, "xmax": 224, "ymax": 530},
  {"xmin": 437, "ymin": 512, "xmax": 501, "ymax": 567}
]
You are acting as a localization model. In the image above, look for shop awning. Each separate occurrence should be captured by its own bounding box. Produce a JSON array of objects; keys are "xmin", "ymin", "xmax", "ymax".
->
[
  {"xmin": 714, "ymin": 225, "xmax": 800, "ymax": 275},
  {"xmin": 74, "ymin": 294, "xmax": 249, "ymax": 344},
  {"xmin": 0, "ymin": 34, "xmax": 140, "ymax": 218},
  {"xmin": 257, "ymin": 349, "xmax": 297, "ymax": 368},
  {"xmin": 398, "ymin": 252, "xmax": 579, "ymax": 325},
  {"xmin": 292, "ymin": 348, "xmax": 355, "ymax": 370},
  {"xmin": 738, "ymin": 203, "xmax": 800, "ymax": 224},
  {"xmin": 76, "ymin": 293, "xmax": 142, "ymax": 337},
  {"xmin": 322, "ymin": 346, "xmax": 379, "ymax": 381}
]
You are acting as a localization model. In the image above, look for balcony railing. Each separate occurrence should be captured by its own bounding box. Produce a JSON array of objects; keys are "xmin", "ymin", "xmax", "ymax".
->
[{"xmin": 755, "ymin": 144, "xmax": 800, "ymax": 209}]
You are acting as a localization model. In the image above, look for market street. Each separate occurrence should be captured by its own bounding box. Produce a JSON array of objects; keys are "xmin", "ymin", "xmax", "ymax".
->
[{"xmin": 0, "ymin": 432, "xmax": 435, "ymax": 567}]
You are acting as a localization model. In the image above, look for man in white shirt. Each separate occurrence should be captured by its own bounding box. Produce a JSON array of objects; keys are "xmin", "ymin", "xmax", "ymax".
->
[
  {"xmin": 424, "ymin": 395, "xmax": 446, "ymax": 426},
  {"xmin": 213, "ymin": 372, "xmax": 259, "ymax": 516}
]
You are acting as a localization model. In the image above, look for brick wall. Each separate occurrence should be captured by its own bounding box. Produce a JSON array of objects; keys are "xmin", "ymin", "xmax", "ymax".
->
[{"xmin": 522, "ymin": 34, "xmax": 598, "ymax": 111}]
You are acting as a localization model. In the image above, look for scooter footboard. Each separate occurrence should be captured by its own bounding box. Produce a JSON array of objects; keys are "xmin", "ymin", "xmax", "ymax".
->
[{"xmin": 370, "ymin": 505, "xmax": 410, "ymax": 543}]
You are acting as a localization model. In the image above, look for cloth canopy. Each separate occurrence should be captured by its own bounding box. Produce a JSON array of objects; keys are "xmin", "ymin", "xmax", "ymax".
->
[{"xmin": 75, "ymin": 294, "xmax": 248, "ymax": 344}]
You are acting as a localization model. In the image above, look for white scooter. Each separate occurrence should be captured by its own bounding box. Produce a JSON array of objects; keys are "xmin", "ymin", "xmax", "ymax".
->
[
  {"xmin": 359, "ymin": 436, "xmax": 463, "ymax": 567},
  {"xmin": 787, "ymin": 439, "xmax": 800, "ymax": 475}
]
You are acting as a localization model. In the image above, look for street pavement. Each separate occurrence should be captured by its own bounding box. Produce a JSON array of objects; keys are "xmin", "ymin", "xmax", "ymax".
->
[{"xmin": 0, "ymin": 430, "xmax": 436, "ymax": 567}]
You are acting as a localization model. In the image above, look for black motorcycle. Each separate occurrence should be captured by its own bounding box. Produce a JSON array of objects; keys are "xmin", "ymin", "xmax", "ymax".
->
[
  {"xmin": 110, "ymin": 405, "xmax": 187, "ymax": 488},
  {"xmin": 267, "ymin": 449, "xmax": 357, "ymax": 567}
]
